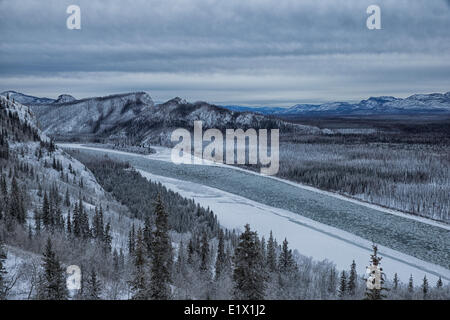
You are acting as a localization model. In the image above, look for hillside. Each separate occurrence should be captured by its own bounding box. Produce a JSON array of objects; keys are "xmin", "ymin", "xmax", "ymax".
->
[
  {"xmin": 0, "ymin": 95, "xmax": 139, "ymax": 298},
  {"xmin": 0, "ymin": 94, "xmax": 233, "ymax": 300},
  {"xmin": 2, "ymin": 94, "xmax": 309, "ymax": 300}
]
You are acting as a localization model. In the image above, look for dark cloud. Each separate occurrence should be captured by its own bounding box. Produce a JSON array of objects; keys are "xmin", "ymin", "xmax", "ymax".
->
[{"xmin": 0, "ymin": 0, "xmax": 449, "ymax": 105}]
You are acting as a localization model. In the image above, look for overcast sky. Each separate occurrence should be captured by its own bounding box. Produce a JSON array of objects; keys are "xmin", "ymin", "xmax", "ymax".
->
[{"xmin": 0, "ymin": 0, "xmax": 449, "ymax": 106}]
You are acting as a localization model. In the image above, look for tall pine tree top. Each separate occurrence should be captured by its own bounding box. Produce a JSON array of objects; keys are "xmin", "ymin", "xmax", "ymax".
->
[
  {"xmin": 150, "ymin": 194, "xmax": 173, "ymax": 300},
  {"xmin": 233, "ymin": 224, "xmax": 266, "ymax": 300},
  {"xmin": 0, "ymin": 239, "xmax": 8, "ymax": 300},
  {"xmin": 40, "ymin": 238, "xmax": 68, "ymax": 300}
]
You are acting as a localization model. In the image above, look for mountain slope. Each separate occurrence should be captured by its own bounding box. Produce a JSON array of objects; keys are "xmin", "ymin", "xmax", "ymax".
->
[
  {"xmin": 7, "ymin": 92, "xmax": 322, "ymax": 146},
  {"xmin": 0, "ymin": 95, "xmax": 138, "ymax": 299},
  {"xmin": 118, "ymin": 97, "xmax": 321, "ymax": 145},
  {"xmin": 29, "ymin": 92, "xmax": 155, "ymax": 141}
]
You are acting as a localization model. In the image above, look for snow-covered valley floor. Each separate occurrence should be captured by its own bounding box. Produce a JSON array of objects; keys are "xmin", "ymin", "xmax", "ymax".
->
[
  {"xmin": 59, "ymin": 143, "xmax": 450, "ymax": 284},
  {"xmin": 137, "ymin": 170, "xmax": 449, "ymax": 284}
]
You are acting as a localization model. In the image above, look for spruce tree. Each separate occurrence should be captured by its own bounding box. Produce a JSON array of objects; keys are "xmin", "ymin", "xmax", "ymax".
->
[
  {"xmin": 187, "ymin": 237, "xmax": 196, "ymax": 266},
  {"xmin": 276, "ymin": 238, "xmax": 296, "ymax": 299},
  {"xmin": 78, "ymin": 199, "xmax": 90, "ymax": 239},
  {"xmin": 86, "ymin": 269, "xmax": 102, "ymax": 300},
  {"xmin": 266, "ymin": 231, "xmax": 277, "ymax": 273},
  {"xmin": 92, "ymin": 206, "xmax": 103, "ymax": 239},
  {"xmin": 113, "ymin": 249, "xmax": 120, "ymax": 273},
  {"xmin": 0, "ymin": 175, "xmax": 7, "ymax": 221},
  {"xmin": 200, "ymin": 230, "xmax": 210, "ymax": 274},
  {"xmin": 143, "ymin": 216, "xmax": 153, "ymax": 254},
  {"xmin": 72, "ymin": 203, "xmax": 81, "ymax": 237},
  {"xmin": 128, "ymin": 224, "xmax": 135, "ymax": 255},
  {"xmin": 348, "ymin": 260, "xmax": 357, "ymax": 296},
  {"xmin": 393, "ymin": 273, "xmax": 399, "ymax": 291},
  {"xmin": 28, "ymin": 224, "xmax": 33, "ymax": 241},
  {"xmin": 260, "ymin": 236, "xmax": 266, "ymax": 264},
  {"xmin": 54, "ymin": 207, "xmax": 63, "ymax": 230},
  {"xmin": 0, "ymin": 239, "xmax": 7, "ymax": 300},
  {"xmin": 278, "ymin": 238, "xmax": 296, "ymax": 274},
  {"xmin": 9, "ymin": 176, "xmax": 26, "ymax": 224},
  {"xmin": 215, "ymin": 229, "xmax": 227, "ymax": 279},
  {"xmin": 150, "ymin": 194, "xmax": 172, "ymax": 300},
  {"xmin": 422, "ymin": 276, "xmax": 428, "ymax": 300},
  {"xmin": 408, "ymin": 275, "xmax": 414, "ymax": 294},
  {"xmin": 338, "ymin": 271, "xmax": 347, "ymax": 299},
  {"xmin": 436, "ymin": 277, "xmax": 443, "ymax": 289},
  {"xmin": 42, "ymin": 192, "xmax": 51, "ymax": 228},
  {"xmin": 232, "ymin": 224, "xmax": 266, "ymax": 300},
  {"xmin": 39, "ymin": 238, "xmax": 68, "ymax": 300},
  {"xmin": 119, "ymin": 248, "xmax": 125, "ymax": 270},
  {"xmin": 103, "ymin": 222, "xmax": 112, "ymax": 253},
  {"xmin": 98, "ymin": 206, "xmax": 104, "ymax": 234},
  {"xmin": 64, "ymin": 188, "xmax": 70, "ymax": 207},
  {"xmin": 66, "ymin": 210, "xmax": 72, "ymax": 235},
  {"xmin": 0, "ymin": 174, "xmax": 7, "ymax": 198}
]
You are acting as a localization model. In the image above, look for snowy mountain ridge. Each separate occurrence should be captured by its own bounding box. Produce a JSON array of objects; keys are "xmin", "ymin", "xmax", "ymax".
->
[
  {"xmin": 1, "ymin": 91, "xmax": 322, "ymax": 145},
  {"xmin": 221, "ymin": 91, "xmax": 450, "ymax": 116}
]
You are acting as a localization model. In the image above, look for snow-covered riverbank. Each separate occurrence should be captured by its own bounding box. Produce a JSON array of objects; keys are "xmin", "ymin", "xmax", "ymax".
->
[
  {"xmin": 59, "ymin": 143, "xmax": 450, "ymax": 284},
  {"xmin": 60, "ymin": 143, "xmax": 449, "ymax": 230},
  {"xmin": 136, "ymin": 170, "xmax": 449, "ymax": 284}
]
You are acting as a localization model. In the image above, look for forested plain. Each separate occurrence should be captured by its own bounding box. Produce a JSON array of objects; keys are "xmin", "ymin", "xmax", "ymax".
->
[{"xmin": 258, "ymin": 115, "xmax": 450, "ymax": 223}]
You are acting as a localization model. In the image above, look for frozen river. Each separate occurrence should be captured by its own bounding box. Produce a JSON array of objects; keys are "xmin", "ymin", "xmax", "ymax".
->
[{"xmin": 60, "ymin": 143, "xmax": 450, "ymax": 284}]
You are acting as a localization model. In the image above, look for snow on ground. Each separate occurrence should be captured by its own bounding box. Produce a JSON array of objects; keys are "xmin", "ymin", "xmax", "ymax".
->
[
  {"xmin": 3, "ymin": 246, "xmax": 42, "ymax": 300},
  {"xmin": 144, "ymin": 146, "xmax": 450, "ymax": 230},
  {"xmin": 59, "ymin": 143, "xmax": 450, "ymax": 230},
  {"xmin": 136, "ymin": 170, "xmax": 450, "ymax": 284},
  {"xmin": 58, "ymin": 143, "xmax": 450, "ymax": 284}
]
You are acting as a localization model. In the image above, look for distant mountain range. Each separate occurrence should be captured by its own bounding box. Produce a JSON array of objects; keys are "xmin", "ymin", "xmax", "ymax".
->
[
  {"xmin": 222, "ymin": 92, "xmax": 450, "ymax": 116},
  {"xmin": 2, "ymin": 89, "xmax": 448, "ymax": 146},
  {"xmin": 0, "ymin": 91, "xmax": 320, "ymax": 145}
]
